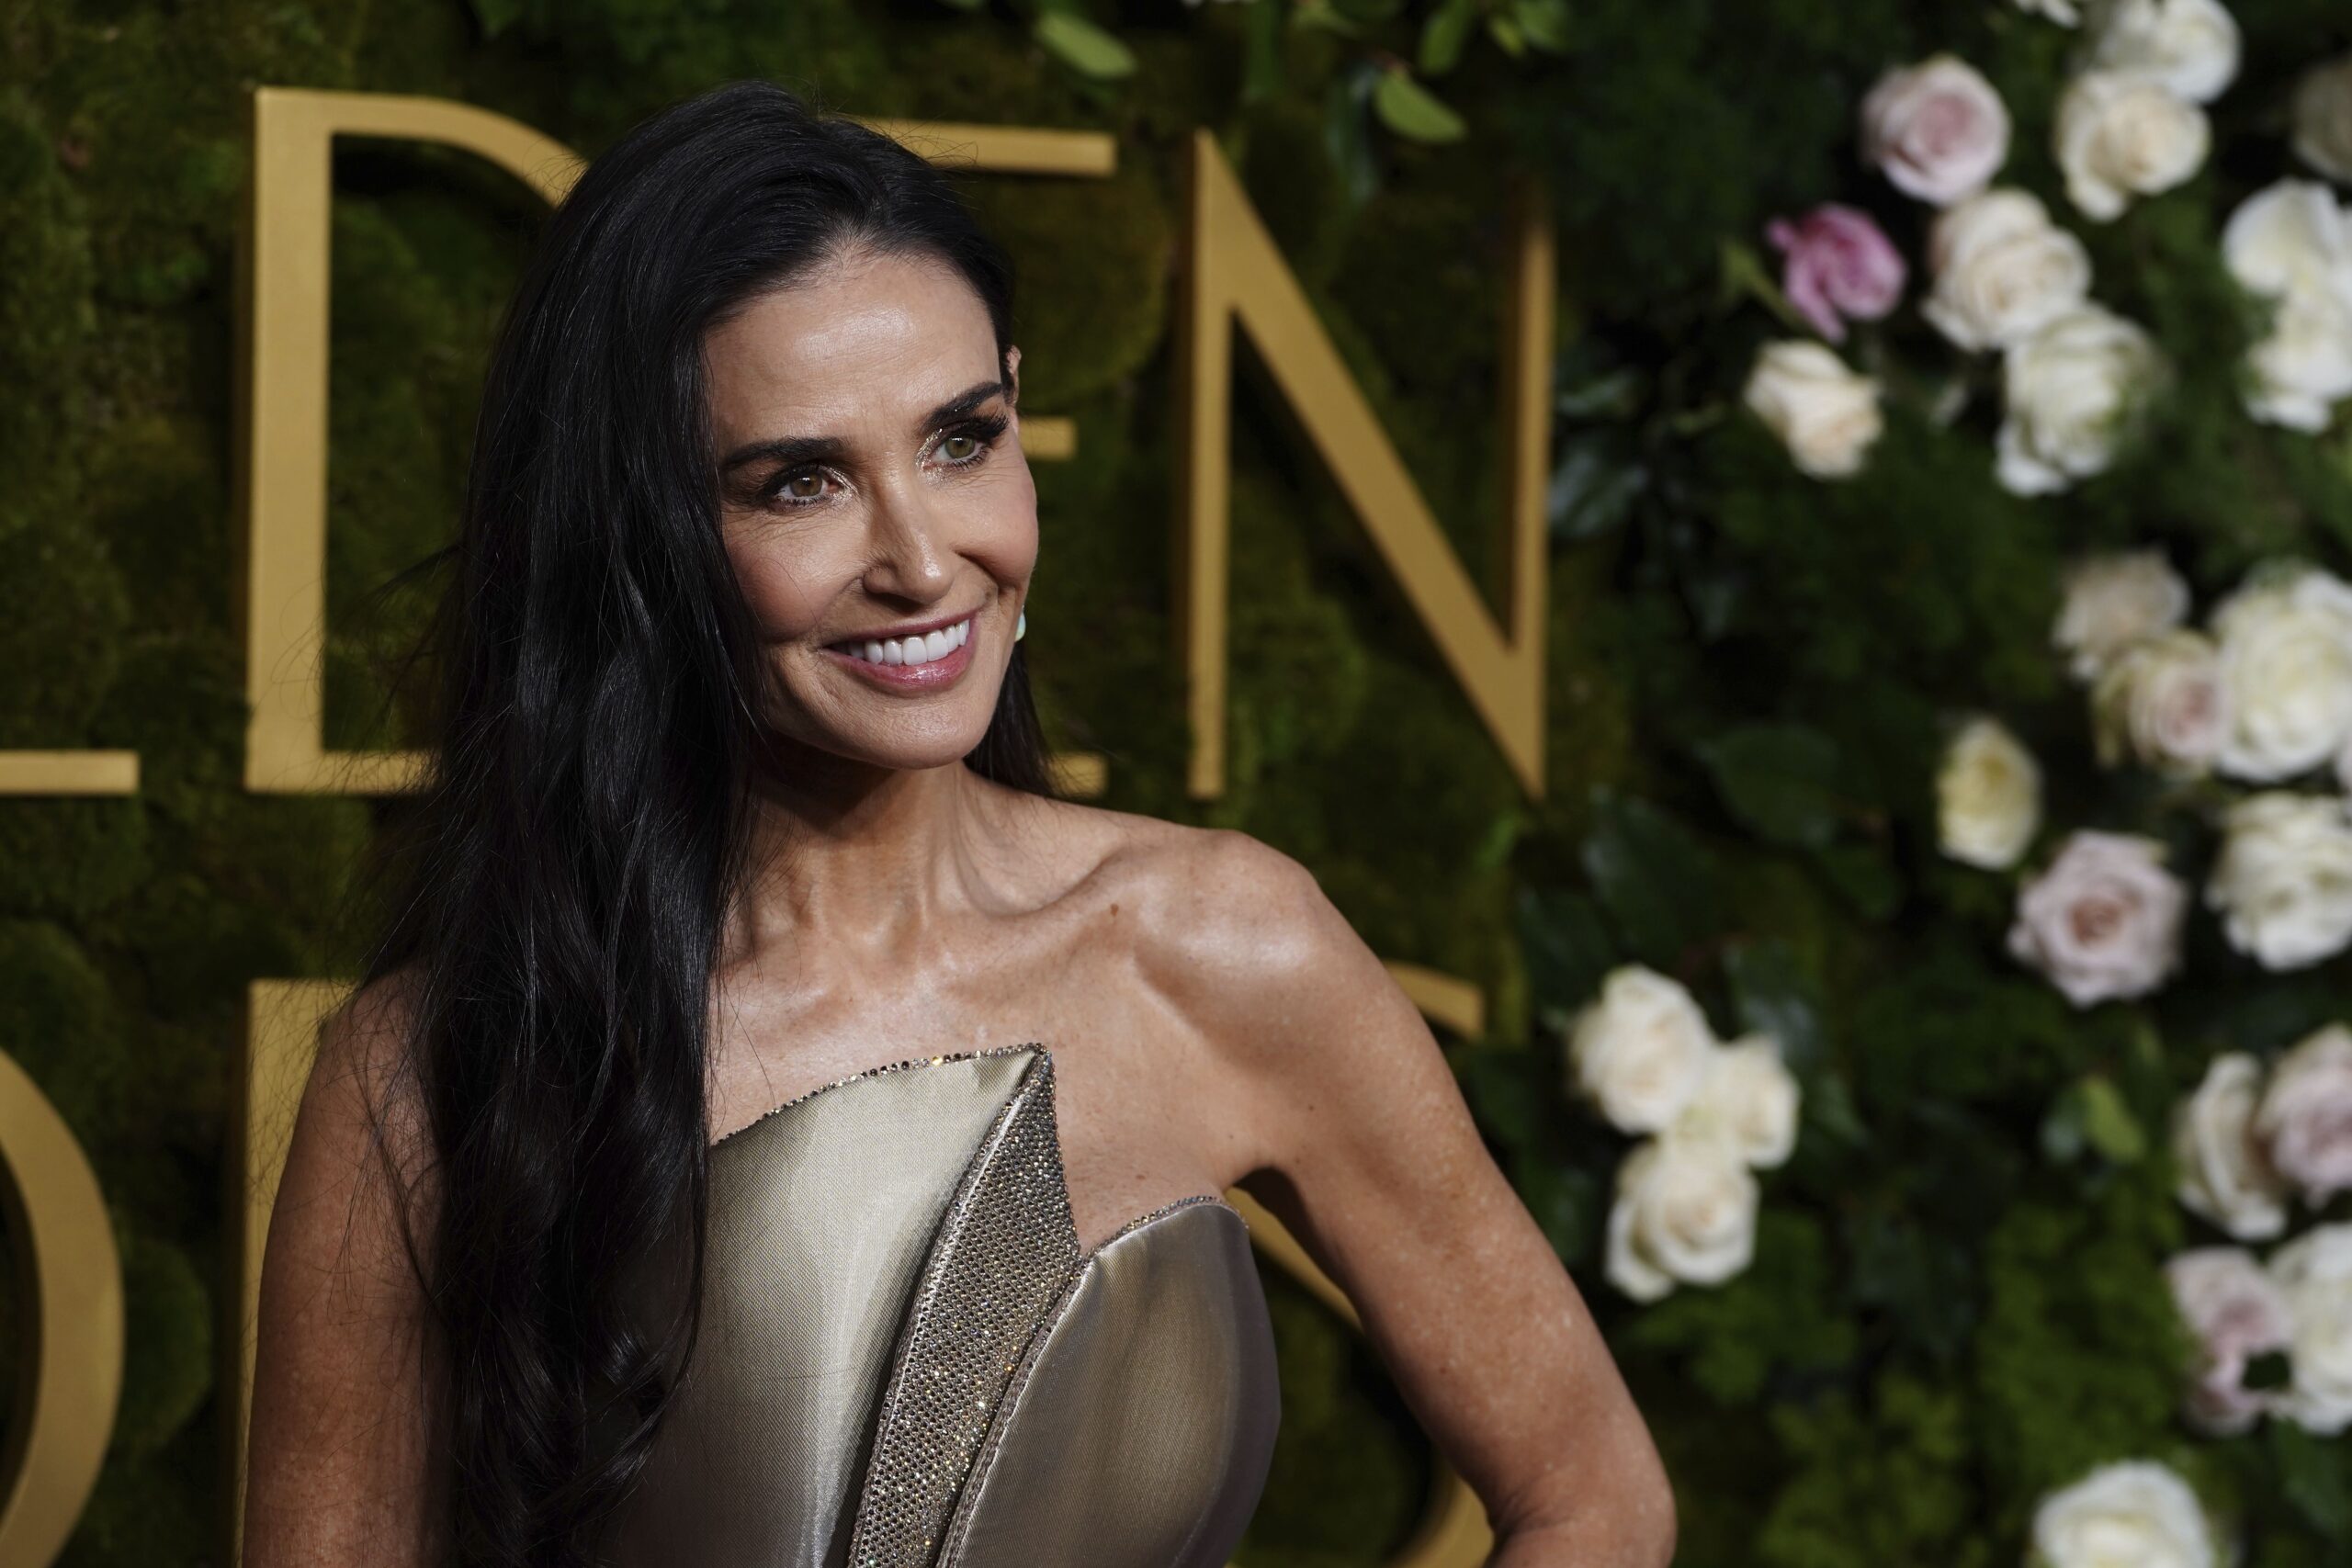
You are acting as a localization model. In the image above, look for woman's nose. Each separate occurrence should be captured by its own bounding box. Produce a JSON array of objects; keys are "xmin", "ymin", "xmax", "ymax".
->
[{"xmin": 860, "ymin": 478, "xmax": 951, "ymax": 599}]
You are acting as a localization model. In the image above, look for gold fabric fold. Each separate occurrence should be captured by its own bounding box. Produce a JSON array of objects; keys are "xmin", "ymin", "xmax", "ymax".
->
[
  {"xmin": 605, "ymin": 1043, "xmax": 1280, "ymax": 1568},
  {"xmin": 938, "ymin": 1200, "xmax": 1281, "ymax": 1568},
  {"xmin": 606, "ymin": 1050, "xmax": 1034, "ymax": 1567}
]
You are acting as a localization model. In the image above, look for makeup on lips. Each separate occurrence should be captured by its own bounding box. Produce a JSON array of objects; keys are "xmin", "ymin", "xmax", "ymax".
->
[{"xmin": 821, "ymin": 611, "xmax": 977, "ymax": 689}]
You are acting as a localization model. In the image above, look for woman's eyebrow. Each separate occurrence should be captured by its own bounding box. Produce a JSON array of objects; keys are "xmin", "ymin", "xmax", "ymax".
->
[{"xmin": 718, "ymin": 378, "xmax": 1008, "ymax": 473}]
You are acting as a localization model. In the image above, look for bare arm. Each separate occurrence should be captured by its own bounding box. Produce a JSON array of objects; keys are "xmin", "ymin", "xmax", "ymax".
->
[
  {"xmin": 242, "ymin": 974, "xmax": 450, "ymax": 1567},
  {"xmin": 1181, "ymin": 832, "xmax": 1676, "ymax": 1567}
]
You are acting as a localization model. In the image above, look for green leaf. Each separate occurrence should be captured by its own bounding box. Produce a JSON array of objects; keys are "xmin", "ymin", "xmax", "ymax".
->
[
  {"xmin": 1033, "ymin": 11, "xmax": 1137, "ymax": 79},
  {"xmin": 1418, "ymin": 0, "xmax": 1479, "ymax": 74},
  {"xmin": 1812, "ymin": 841, "xmax": 1903, "ymax": 923},
  {"xmin": 1487, "ymin": 10, "xmax": 1526, "ymax": 55},
  {"xmin": 2040, "ymin": 1084, "xmax": 2086, "ymax": 1165},
  {"xmin": 1372, "ymin": 72, "xmax": 1467, "ymax": 144},
  {"xmin": 1548, "ymin": 431, "xmax": 1648, "ymax": 541},
  {"xmin": 1579, "ymin": 790, "xmax": 1722, "ymax": 967},
  {"xmin": 1241, "ymin": 0, "xmax": 1285, "ymax": 103},
  {"xmin": 1555, "ymin": 366, "xmax": 1644, "ymax": 421},
  {"xmin": 2271, "ymin": 1420, "xmax": 2352, "ymax": 1540},
  {"xmin": 1726, "ymin": 938, "xmax": 1825, "ymax": 1073},
  {"xmin": 1517, "ymin": 886, "xmax": 1617, "ymax": 1016},
  {"xmin": 2078, "ymin": 1074, "xmax": 2147, "ymax": 1164},
  {"xmin": 1514, "ymin": 0, "xmax": 1571, "ymax": 51},
  {"xmin": 1323, "ymin": 66, "xmax": 1382, "ymax": 209},
  {"xmin": 1805, "ymin": 1070, "xmax": 1870, "ymax": 1148},
  {"xmin": 1697, "ymin": 723, "xmax": 1844, "ymax": 850}
]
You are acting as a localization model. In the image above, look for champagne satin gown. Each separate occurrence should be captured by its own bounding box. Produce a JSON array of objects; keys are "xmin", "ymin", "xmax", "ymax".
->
[{"xmin": 607, "ymin": 1042, "xmax": 1283, "ymax": 1567}]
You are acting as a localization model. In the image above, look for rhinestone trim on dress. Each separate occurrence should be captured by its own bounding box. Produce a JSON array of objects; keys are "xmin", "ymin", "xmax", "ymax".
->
[
  {"xmin": 843, "ymin": 1049, "xmax": 1082, "ymax": 1566},
  {"xmin": 707, "ymin": 1041, "xmax": 1046, "ymax": 1152}
]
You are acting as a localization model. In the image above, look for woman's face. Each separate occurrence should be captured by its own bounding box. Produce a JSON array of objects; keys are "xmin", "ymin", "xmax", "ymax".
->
[{"xmin": 705, "ymin": 244, "xmax": 1038, "ymax": 773}]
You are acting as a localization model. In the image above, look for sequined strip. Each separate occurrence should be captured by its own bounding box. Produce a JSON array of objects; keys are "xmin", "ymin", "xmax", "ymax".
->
[
  {"xmin": 709, "ymin": 1041, "xmax": 1047, "ymax": 1153},
  {"xmin": 843, "ymin": 1049, "xmax": 1082, "ymax": 1567}
]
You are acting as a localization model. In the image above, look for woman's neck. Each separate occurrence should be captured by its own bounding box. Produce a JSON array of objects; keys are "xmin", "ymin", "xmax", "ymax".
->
[{"xmin": 724, "ymin": 743, "xmax": 994, "ymax": 965}]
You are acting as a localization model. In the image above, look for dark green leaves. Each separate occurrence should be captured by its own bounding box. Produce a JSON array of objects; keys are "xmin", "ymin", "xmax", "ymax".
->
[
  {"xmin": 1579, "ymin": 788, "xmax": 1724, "ymax": 969},
  {"xmin": 1698, "ymin": 723, "xmax": 1846, "ymax": 851}
]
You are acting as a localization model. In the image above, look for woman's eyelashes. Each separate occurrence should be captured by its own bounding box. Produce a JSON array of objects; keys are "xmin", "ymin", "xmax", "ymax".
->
[{"xmin": 755, "ymin": 412, "xmax": 1012, "ymax": 511}]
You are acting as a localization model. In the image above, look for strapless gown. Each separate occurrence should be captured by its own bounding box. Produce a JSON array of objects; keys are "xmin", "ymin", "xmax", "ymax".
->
[{"xmin": 606, "ymin": 1042, "xmax": 1282, "ymax": 1567}]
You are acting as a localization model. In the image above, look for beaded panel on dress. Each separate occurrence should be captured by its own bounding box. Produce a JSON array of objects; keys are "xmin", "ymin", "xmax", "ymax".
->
[{"xmin": 842, "ymin": 1048, "xmax": 1081, "ymax": 1566}]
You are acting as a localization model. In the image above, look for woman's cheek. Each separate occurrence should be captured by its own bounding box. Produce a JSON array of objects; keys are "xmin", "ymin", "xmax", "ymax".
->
[{"xmin": 726, "ymin": 534, "xmax": 836, "ymax": 641}]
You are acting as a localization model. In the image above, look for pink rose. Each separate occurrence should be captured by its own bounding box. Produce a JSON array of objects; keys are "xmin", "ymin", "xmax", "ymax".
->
[
  {"xmin": 2256, "ymin": 1024, "xmax": 2352, "ymax": 1205},
  {"xmin": 2006, "ymin": 829, "xmax": 2187, "ymax": 1007},
  {"xmin": 1766, "ymin": 205, "xmax": 1908, "ymax": 343},
  {"xmin": 1861, "ymin": 54, "xmax": 2014, "ymax": 207},
  {"xmin": 2165, "ymin": 1247, "xmax": 2292, "ymax": 1436}
]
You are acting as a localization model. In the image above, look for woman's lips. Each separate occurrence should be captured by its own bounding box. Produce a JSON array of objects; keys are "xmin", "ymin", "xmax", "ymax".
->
[{"xmin": 820, "ymin": 618, "xmax": 977, "ymax": 691}]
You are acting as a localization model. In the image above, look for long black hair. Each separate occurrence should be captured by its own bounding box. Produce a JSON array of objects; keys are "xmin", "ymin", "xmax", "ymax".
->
[{"xmin": 341, "ymin": 78, "xmax": 1057, "ymax": 1567}]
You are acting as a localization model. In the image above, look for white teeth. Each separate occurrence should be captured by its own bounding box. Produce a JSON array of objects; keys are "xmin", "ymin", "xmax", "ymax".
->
[{"xmin": 839, "ymin": 616, "xmax": 971, "ymax": 666}]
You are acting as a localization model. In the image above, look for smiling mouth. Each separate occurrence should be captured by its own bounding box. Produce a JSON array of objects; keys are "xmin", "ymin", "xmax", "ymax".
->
[{"xmin": 827, "ymin": 615, "xmax": 973, "ymax": 668}]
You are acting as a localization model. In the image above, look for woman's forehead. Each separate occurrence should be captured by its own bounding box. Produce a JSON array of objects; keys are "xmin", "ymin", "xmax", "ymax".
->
[{"xmin": 705, "ymin": 252, "xmax": 998, "ymax": 433}]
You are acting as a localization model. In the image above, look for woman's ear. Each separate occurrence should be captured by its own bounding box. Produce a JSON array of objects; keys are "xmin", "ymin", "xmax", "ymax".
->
[{"xmin": 1003, "ymin": 344, "xmax": 1023, "ymax": 407}]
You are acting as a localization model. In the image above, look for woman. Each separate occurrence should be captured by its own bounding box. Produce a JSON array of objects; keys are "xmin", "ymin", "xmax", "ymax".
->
[{"xmin": 241, "ymin": 80, "xmax": 1675, "ymax": 1568}]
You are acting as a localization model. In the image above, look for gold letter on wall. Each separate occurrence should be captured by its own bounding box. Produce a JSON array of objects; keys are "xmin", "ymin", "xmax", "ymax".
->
[
  {"xmin": 1174, "ymin": 130, "xmax": 1555, "ymax": 801},
  {"xmin": 0, "ymin": 1049, "xmax": 124, "ymax": 1568},
  {"xmin": 239, "ymin": 88, "xmax": 583, "ymax": 795}
]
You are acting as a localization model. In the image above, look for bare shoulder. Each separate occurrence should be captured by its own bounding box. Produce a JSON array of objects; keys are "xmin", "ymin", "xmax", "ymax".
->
[{"xmin": 1035, "ymin": 807, "xmax": 1426, "ymax": 1169}]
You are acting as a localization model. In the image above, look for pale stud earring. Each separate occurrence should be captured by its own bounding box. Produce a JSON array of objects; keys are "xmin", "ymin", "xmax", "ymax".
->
[{"xmin": 1015, "ymin": 609, "xmax": 1027, "ymax": 641}]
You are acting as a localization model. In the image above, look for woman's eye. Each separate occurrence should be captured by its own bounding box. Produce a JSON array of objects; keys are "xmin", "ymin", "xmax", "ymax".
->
[
  {"xmin": 770, "ymin": 469, "xmax": 828, "ymax": 505},
  {"xmin": 941, "ymin": 433, "xmax": 980, "ymax": 462}
]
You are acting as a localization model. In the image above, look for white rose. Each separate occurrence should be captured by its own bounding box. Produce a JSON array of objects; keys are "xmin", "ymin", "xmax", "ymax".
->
[
  {"xmin": 2255, "ymin": 1023, "xmax": 2352, "ymax": 1206},
  {"xmin": 1671, "ymin": 1032, "xmax": 1801, "ymax": 1170},
  {"xmin": 1566, "ymin": 964, "xmax": 1713, "ymax": 1135},
  {"xmin": 2087, "ymin": 0, "xmax": 2242, "ymax": 104},
  {"xmin": 2090, "ymin": 628, "xmax": 2227, "ymax": 777},
  {"xmin": 1741, "ymin": 341, "xmax": 1883, "ymax": 479},
  {"xmin": 2294, "ymin": 54, "xmax": 2352, "ymax": 186},
  {"xmin": 1996, "ymin": 303, "xmax": 2167, "ymax": 495},
  {"xmin": 2007, "ymin": 829, "xmax": 2187, "ymax": 1007},
  {"xmin": 2052, "ymin": 547, "xmax": 2190, "ymax": 681},
  {"xmin": 2205, "ymin": 792, "xmax": 2352, "ymax": 969},
  {"xmin": 2167, "ymin": 1247, "xmax": 2294, "ymax": 1436},
  {"xmin": 2210, "ymin": 565, "xmax": 2352, "ymax": 782},
  {"xmin": 2267, "ymin": 1222, "xmax": 2352, "ymax": 1434},
  {"xmin": 2172, "ymin": 1052, "xmax": 2289, "ymax": 1241},
  {"xmin": 2054, "ymin": 70, "xmax": 2211, "ymax": 223},
  {"xmin": 2222, "ymin": 181, "xmax": 2352, "ymax": 430},
  {"xmin": 1937, "ymin": 714, "xmax": 2042, "ymax": 870},
  {"xmin": 2031, "ymin": 1460, "xmax": 2215, "ymax": 1568},
  {"xmin": 1603, "ymin": 1134, "xmax": 1759, "ymax": 1303},
  {"xmin": 2222, "ymin": 178, "xmax": 2352, "ymax": 301},
  {"xmin": 1859, "ymin": 53, "xmax": 2012, "ymax": 207},
  {"xmin": 2244, "ymin": 286, "xmax": 2352, "ymax": 432},
  {"xmin": 1923, "ymin": 187, "xmax": 2095, "ymax": 352}
]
